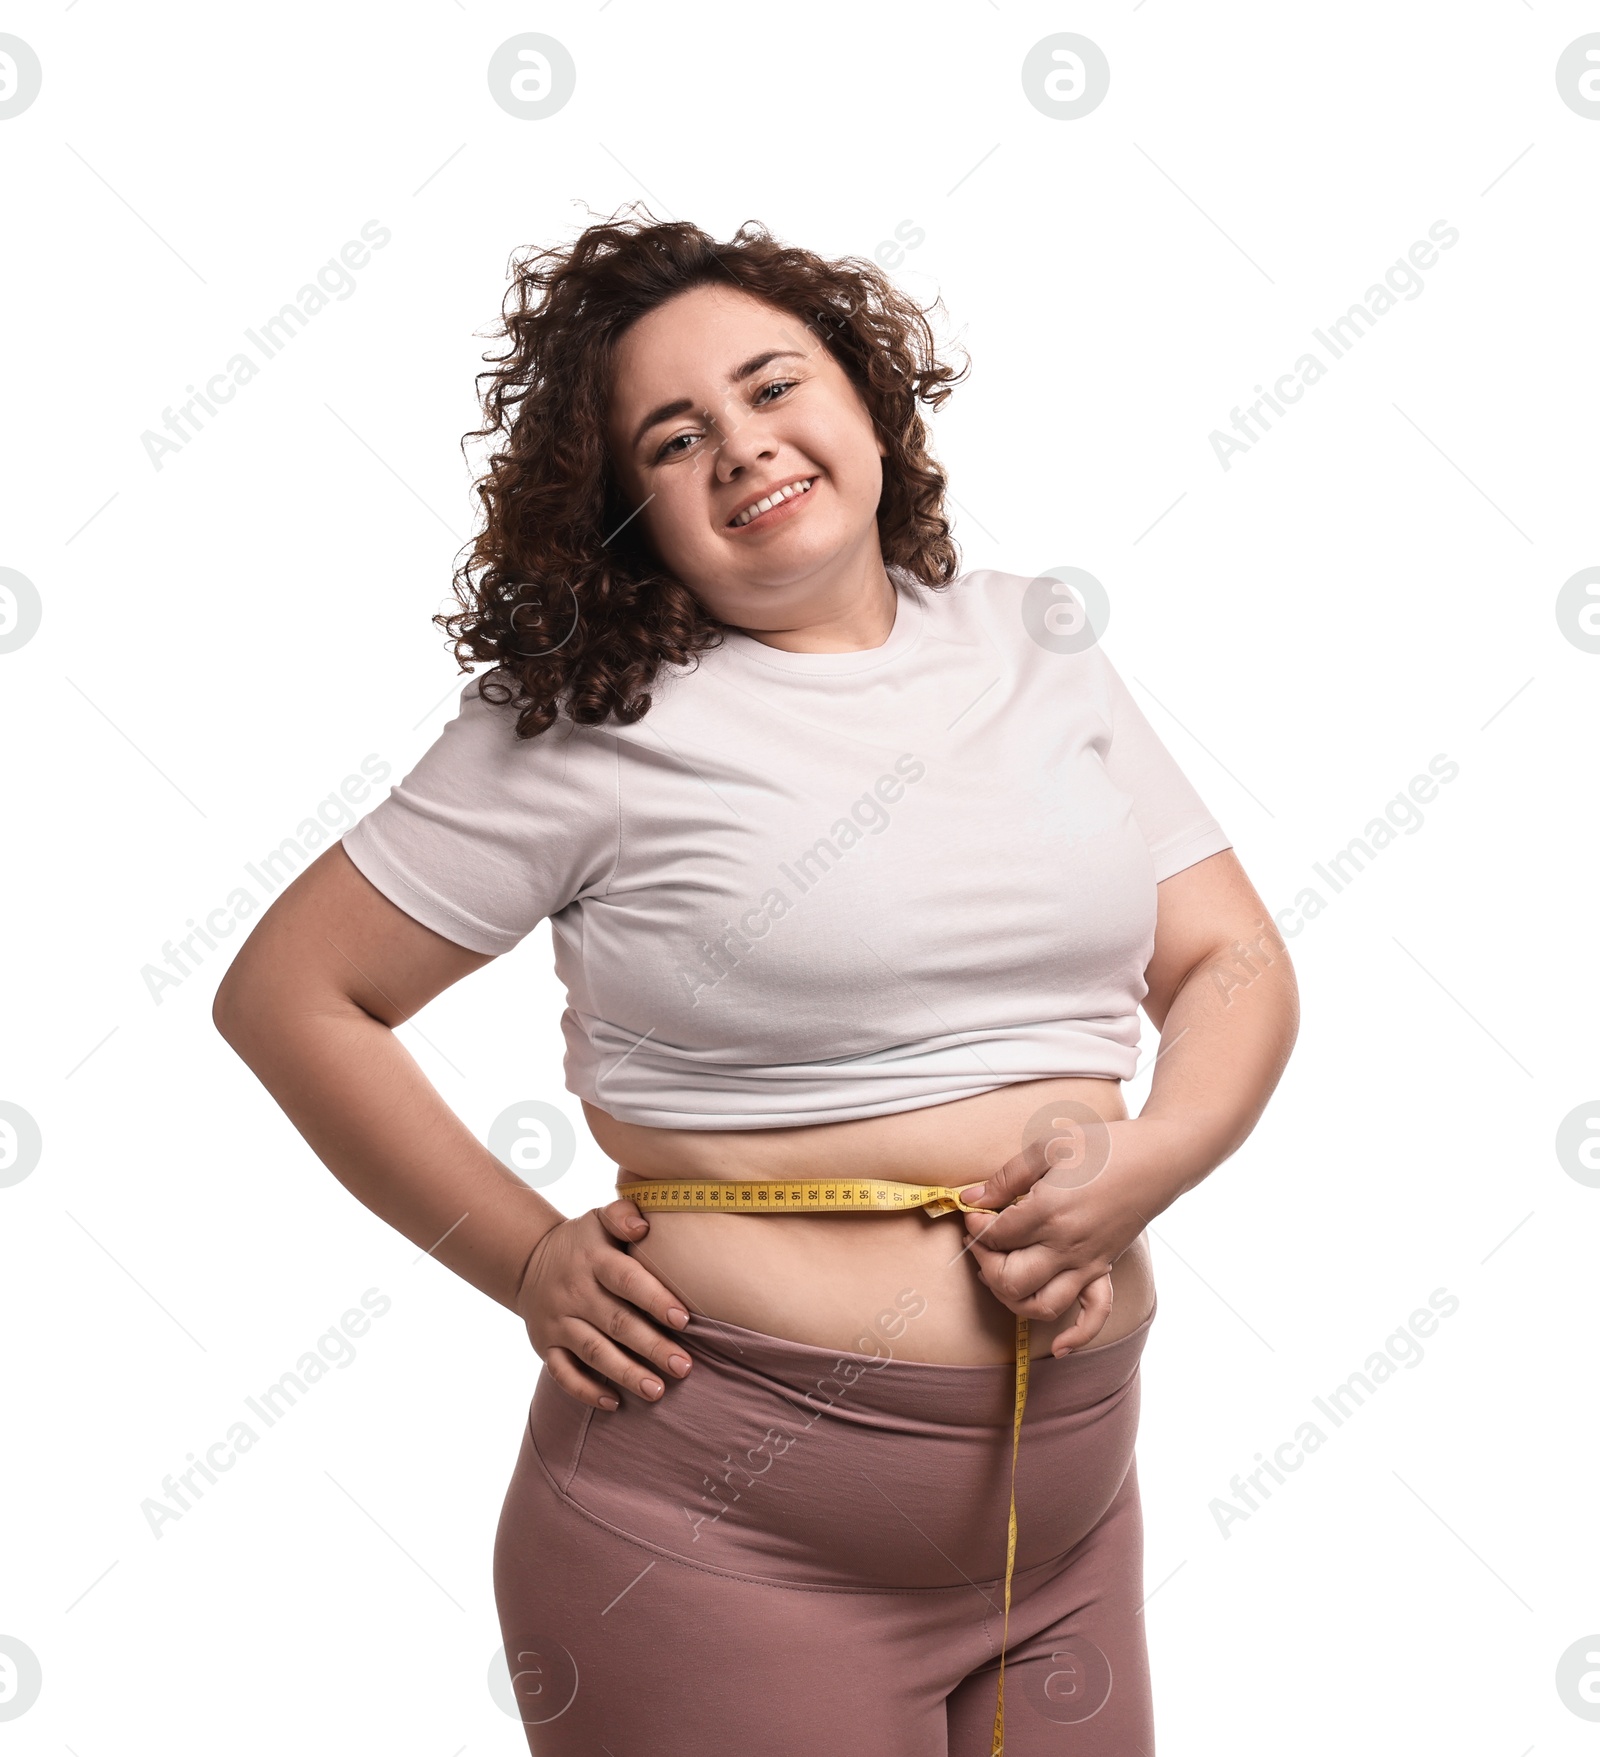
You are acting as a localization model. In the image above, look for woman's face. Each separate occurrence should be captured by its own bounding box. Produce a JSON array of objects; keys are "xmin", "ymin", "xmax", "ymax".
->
[{"xmin": 604, "ymin": 283, "xmax": 888, "ymax": 631}]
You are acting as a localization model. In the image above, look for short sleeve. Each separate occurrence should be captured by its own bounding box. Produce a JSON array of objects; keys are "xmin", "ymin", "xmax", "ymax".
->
[
  {"xmin": 1090, "ymin": 643, "xmax": 1233, "ymax": 882},
  {"xmin": 340, "ymin": 676, "xmax": 619, "ymax": 955}
]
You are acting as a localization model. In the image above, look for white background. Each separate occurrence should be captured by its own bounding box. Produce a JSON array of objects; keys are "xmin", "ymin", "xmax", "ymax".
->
[{"xmin": 2, "ymin": 2, "xmax": 1596, "ymax": 1751}]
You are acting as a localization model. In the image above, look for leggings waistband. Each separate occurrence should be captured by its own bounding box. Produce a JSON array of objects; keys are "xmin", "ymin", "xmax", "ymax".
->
[{"xmin": 677, "ymin": 1295, "xmax": 1156, "ymax": 1431}]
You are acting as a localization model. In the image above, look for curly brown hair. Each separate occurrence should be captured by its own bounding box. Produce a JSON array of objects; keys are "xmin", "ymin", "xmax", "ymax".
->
[{"xmin": 434, "ymin": 201, "xmax": 969, "ymax": 739}]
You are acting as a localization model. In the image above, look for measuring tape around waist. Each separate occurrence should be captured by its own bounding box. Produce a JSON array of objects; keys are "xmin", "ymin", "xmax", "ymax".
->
[{"xmin": 620, "ymin": 1175, "xmax": 1027, "ymax": 1757}]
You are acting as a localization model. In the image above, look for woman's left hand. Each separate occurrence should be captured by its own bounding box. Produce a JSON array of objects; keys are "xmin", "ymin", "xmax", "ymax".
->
[{"xmin": 955, "ymin": 1116, "xmax": 1176, "ymax": 1356}]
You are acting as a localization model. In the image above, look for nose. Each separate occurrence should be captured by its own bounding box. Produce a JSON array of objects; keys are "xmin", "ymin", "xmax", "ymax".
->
[{"xmin": 711, "ymin": 407, "xmax": 779, "ymax": 484}]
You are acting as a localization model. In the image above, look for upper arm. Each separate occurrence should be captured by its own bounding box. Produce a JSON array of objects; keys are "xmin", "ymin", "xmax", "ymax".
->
[
  {"xmin": 1142, "ymin": 847, "xmax": 1287, "ymax": 1031},
  {"xmin": 211, "ymin": 676, "xmax": 618, "ymax": 1039},
  {"xmin": 213, "ymin": 841, "xmax": 496, "ymax": 1034}
]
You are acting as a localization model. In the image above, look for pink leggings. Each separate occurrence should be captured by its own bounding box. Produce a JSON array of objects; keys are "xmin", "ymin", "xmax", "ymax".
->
[{"xmin": 494, "ymin": 1297, "xmax": 1158, "ymax": 1755}]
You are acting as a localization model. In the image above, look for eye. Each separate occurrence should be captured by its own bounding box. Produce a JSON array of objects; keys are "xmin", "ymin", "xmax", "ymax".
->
[{"xmin": 651, "ymin": 380, "xmax": 798, "ymax": 463}]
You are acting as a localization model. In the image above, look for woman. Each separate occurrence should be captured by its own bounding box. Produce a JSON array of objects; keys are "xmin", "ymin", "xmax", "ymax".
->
[{"xmin": 213, "ymin": 208, "xmax": 1298, "ymax": 1754}]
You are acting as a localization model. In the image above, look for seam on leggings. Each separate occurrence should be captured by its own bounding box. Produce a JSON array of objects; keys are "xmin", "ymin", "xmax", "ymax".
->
[
  {"xmin": 527, "ymin": 1397, "xmax": 597, "ymax": 1497},
  {"xmin": 522, "ymin": 1426, "xmax": 1078, "ymax": 1601}
]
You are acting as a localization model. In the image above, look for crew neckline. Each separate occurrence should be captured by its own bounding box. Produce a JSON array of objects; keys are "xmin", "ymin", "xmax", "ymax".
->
[{"xmin": 713, "ymin": 566, "xmax": 929, "ymax": 676}]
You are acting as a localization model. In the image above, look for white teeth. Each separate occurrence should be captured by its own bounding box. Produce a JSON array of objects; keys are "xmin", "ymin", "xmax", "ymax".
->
[{"xmin": 732, "ymin": 477, "xmax": 814, "ymax": 526}]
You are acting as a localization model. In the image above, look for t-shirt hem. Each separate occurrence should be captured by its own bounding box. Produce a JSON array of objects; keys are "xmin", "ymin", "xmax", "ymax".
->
[
  {"xmin": 340, "ymin": 823, "xmax": 520, "ymax": 957},
  {"xmin": 1150, "ymin": 825, "xmax": 1234, "ymax": 884},
  {"xmin": 573, "ymin": 1069, "xmax": 1133, "ymax": 1131}
]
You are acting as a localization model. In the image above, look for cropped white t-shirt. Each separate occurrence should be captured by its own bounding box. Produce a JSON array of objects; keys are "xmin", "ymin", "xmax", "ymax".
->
[{"xmin": 340, "ymin": 566, "xmax": 1232, "ymax": 1129}]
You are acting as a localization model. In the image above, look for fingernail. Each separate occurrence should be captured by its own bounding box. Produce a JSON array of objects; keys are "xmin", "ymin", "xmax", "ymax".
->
[
  {"xmin": 641, "ymin": 1377, "xmax": 664, "ymax": 1398},
  {"xmin": 668, "ymin": 1353, "xmax": 691, "ymax": 1375},
  {"xmin": 599, "ymin": 1395, "xmax": 619, "ymax": 1410},
  {"xmin": 668, "ymin": 1305, "xmax": 690, "ymax": 1326},
  {"xmin": 960, "ymin": 1185, "xmax": 985, "ymax": 1203}
]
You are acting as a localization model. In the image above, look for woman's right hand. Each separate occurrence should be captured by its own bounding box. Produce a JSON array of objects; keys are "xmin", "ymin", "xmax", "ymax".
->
[{"xmin": 515, "ymin": 1201, "xmax": 695, "ymax": 1411}]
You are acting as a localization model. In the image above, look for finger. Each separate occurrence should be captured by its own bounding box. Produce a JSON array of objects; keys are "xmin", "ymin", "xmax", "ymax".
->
[
  {"xmin": 965, "ymin": 1249, "xmax": 1024, "ymax": 1317},
  {"xmin": 960, "ymin": 1115, "xmax": 1113, "ymax": 1209},
  {"xmin": 541, "ymin": 1344, "xmax": 622, "ymax": 1412},
  {"xmin": 994, "ymin": 1265, "xmax": 1101, "ymax": 1324},
  {"xmin": 596, "ymin": 1197, "xmax": 649, "ymax": 1244},
  {"xmin": 558, "ymin": 1315, "xmax": 678, "ymax": 1403},
  {"xmin": 965, "ymin": 1233, "xmax": 1006, "ymax": 1282},
  {"xmin": 595, "ymin": 1241, "xmax": 693, "ymax": 1335},
  {"xmin": 970, "ymin": 1232, "xmax": 1114, "ymax": 1318},
  {"xmin": 966, "ymin": 1234, "xmax": 1055, "ymax": 1314},
  {"xmin": 1050, "ymin": 1274, "xmax": 1116, "ymax": 1355},
  {"xmin": 962, "ymin": 1197, "xmax": 1055, "ymax": 1254},
  {"xmin": 972, "ymin": 1250, "xmax": 1106, "ymax": 1329},
  {"xmin": 581, "ymin": 1273, "xmax": 697, "ymax": 1388},
  {"xmin": 957, "ymin": 1154, "xmax": 1038, "ymax": 1212}
]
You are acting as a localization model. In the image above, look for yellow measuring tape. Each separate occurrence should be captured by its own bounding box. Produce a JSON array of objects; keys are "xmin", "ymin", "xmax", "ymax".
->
[{"xmin": 620, "ymin": 1175, "xmax": 1027, "ymax": 1756}]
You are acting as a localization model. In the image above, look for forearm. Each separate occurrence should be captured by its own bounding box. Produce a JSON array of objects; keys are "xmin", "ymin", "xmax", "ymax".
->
[
  {"xmin": 215, "ymin": 994, "xmax": 567, "ymax": 1312},
  {"xmin": 1122, "ymin": 928, "xmax": 1300, "ymax": 1222}
]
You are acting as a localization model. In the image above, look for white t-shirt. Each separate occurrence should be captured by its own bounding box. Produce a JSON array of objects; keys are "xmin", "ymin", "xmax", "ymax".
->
[{"xmin": 340, "ymin": 565, "xmax": 1232, "ymax": 1129}]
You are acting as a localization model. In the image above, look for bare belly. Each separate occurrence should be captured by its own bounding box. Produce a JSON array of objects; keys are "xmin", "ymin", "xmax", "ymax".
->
[{"xmin": 585, "ymin": 1077, "xmax": 1155, "ymax": 1365}]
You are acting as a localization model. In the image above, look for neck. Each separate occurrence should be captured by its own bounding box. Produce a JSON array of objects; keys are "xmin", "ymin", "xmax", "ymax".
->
[{"xmin": 727, "ymin": 559, "xmax": 898, "ymax": 655}]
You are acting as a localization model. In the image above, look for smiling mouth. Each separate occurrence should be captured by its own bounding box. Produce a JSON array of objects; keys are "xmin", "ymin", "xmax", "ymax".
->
[{"xmin": 727, "ymin": 476, "xmax": 818, "ymax": 529}]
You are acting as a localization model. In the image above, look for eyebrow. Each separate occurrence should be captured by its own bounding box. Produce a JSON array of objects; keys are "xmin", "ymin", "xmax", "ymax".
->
[{"xmin": 629, "ymin": 349, "xmax": 809, "ymax": 455}]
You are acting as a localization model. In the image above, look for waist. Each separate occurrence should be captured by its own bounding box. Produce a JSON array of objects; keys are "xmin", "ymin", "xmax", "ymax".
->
[
  {"xmin": 597, "ymin": 1071, "xmax": 1146, "ymax": 1367},
  {"xmin": 612, "ymin": 1199, "xmax": 1154, "ymax": 1370},
  {"xmin": 593, "ymin": 1072, "xmax": 1130, "ymax": 1188}
]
